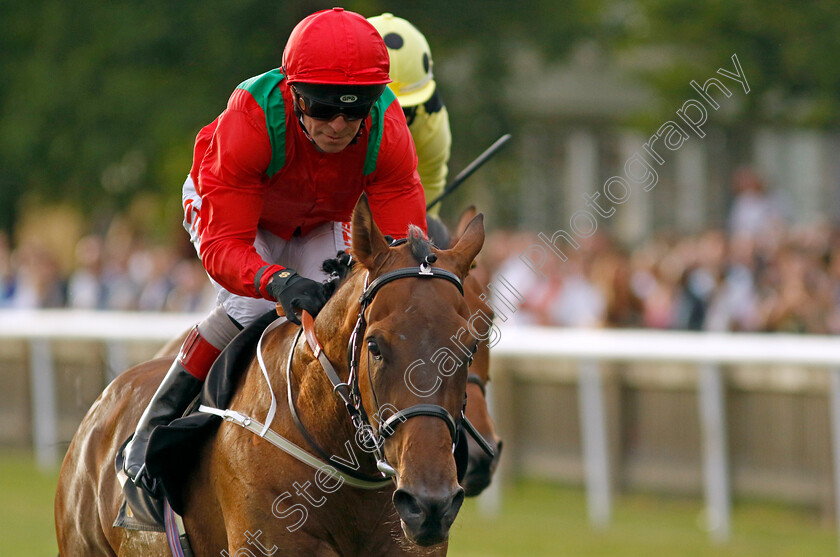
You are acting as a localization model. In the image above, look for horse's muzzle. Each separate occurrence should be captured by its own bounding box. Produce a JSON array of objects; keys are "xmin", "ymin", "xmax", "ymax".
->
[
  {"xmin": 462, "ymin": 437, "xmax": 503, "ymax": 497},
  {"xmin": 393, "ymin": 484, "xmax": 465, "ymax": 546}
]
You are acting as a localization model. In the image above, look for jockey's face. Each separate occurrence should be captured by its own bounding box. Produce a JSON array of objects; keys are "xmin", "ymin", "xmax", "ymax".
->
[{"xmin": 298, "ymin": 98, "xmax": 364, "ymax": 154}]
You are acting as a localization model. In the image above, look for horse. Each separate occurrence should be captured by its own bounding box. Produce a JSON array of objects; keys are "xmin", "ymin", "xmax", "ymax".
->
[
  {"xmin": 431, "ymin": 207, "xmax": 503, "ymax": 497},
  {"xmin": 55, "ymin": 195, "xmax": 485, "ymax": 556},
  {"xmin": 150, "ymin": 207, "xmax": 503, "ymax": 499}
]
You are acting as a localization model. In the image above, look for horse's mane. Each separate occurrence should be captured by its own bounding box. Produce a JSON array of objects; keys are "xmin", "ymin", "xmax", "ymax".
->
[
  {"xmin": 322, "ymin": 250, "xmax": 356, "ymax": 299},
  {"xmin": 407, "ymin": 224, "xmax": 434, "ymax": 264},
  {"xmin": 320, "ymin": 225, "xmax": 437, "ymax": 299}
]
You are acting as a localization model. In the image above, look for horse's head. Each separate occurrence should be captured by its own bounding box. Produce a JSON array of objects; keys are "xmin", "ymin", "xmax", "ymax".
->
[
  {"xmin": 350, "ymin": 195, "xmax": 484, "ymax": 546},
  {"xmin": 453, "ymin": 207, "xmax": 504, "ymax": 497}
]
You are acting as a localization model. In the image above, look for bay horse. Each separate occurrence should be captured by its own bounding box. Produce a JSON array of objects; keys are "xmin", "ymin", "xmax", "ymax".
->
[
  {"xmin": 150, "ymin": 208, "xmax": 503, "ymax": 499},
  {"xmin": 55, "ymin": 196, "xmax": 485, "ymax": 556},
  {"xmin": 430, "ymin": 208, "xmax": 503, "ymax": 497}
]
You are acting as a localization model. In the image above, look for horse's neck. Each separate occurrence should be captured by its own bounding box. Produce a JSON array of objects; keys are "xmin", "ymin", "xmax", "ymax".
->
[
  {"xmin": 289, "ymin": 269, "xmax": 380, "ymax": 468},
  {"xmin": 305, "ymin": 267, "xmax": 367, "ymax": 404},
  {"xmin": 314, "ymin": 267, "xmax": 365, "ymax": 374}
]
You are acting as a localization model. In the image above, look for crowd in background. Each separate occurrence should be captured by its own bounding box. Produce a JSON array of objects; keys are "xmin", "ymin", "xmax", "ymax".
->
[
  {"xmin": 486, "ymin": 168, "xmax": 840, "ymax": 334},
  {"xmin": 486, "ymin": 221, "xmax": 840, "ymax": 334},
  {"xmin": 2, "ymin": 168, "xmax": 838, "ymax": 334},
  {"xmin": 0, "ymin": 227, "xmax": 215, "ymax": 314}
]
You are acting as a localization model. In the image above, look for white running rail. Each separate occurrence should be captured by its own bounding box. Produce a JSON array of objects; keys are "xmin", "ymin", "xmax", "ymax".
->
[{"xmin": 3, "ymin": 311, "xmax": 840, "ymax": 547}]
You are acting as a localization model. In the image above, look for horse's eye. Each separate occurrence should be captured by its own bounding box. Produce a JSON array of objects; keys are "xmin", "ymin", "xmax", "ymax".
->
[{"xmin": 367, "ymin": 339, "xmax": 382, "ymax": 360}]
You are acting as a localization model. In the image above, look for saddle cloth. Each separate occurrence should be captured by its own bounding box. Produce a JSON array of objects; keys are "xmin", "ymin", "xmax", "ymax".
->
[{"xmin": 114, "ymin": 310, "xmax": 280, "ymax": 529}]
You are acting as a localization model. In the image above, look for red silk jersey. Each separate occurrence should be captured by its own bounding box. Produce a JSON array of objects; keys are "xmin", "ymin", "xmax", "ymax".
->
[{"xmin": 187, "ymin": 77, "xmax": 426, "ymax": 300}]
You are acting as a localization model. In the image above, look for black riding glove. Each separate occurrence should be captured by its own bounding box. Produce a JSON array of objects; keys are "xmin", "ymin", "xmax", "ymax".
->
[{"xmin": 266, "ymin": 269, "xmax": 328, "ymax": 325}]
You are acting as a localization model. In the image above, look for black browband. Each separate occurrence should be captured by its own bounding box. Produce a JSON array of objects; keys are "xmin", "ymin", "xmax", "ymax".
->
[
  {"xmin": 360, "ymin": 265, "xmax": 464, "ymax": 306},
  {"xmin": 288, "ymin": 245, "xmax": 494, "ymax": 483}
]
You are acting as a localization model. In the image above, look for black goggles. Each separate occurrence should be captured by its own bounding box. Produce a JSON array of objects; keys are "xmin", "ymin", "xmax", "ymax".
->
[
  {"xmin": 293, "ymin": 86, "xmax": 378, "ymax": 121},
  {"xmin": 292, "ymin": 83, "xmax": 385, "ymax": 120}
]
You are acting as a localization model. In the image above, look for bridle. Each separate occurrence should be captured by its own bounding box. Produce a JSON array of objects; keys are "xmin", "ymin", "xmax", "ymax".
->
[
  {"xmin": 199, "ymin": 245, "xmax": 497, "ymax": 488},
  {"xmin": 467, "ymin": 373, "xmax": 487, "ymax": 397},
  {"xmin": 349, "ymin": 254, "xmax": 465, "ymax": 476},
  {"xmin": 290, "ymin": 245, "xmax": 494, "ymax": 482}
]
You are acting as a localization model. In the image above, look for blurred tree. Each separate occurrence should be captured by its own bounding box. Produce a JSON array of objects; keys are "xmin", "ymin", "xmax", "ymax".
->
[
  {"xmin": 3, "ymin": 1, "xmax": 839, "ymax": 236},
  {"xmin": 0, "ymin": 0, "xmax": 317, "ymax": 237},
  {"xmin": 0, "ymin": 0, "xmax": 607, "ymax": 235},
  {"xmin": 611, "ymin": 0, "xmax": 840, "ymax": 126}
]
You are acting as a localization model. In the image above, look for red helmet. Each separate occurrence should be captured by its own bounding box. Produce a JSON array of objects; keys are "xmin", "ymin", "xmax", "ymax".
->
[{"xmin": 282, "ymin": 8, "xmax": 391, "ymax": 86}]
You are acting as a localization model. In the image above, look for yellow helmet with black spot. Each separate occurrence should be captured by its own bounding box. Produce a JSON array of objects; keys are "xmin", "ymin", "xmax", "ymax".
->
[{"xmin": 367, "ymin": 13, "xmax": 436, "ymax": 107}]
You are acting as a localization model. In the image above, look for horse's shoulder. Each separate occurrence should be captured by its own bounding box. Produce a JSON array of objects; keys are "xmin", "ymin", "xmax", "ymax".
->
[
  {"xmin": 84, "ymin": 357, "xmax": 173, "ymax": 425},
  {"xmin": 110, "ymin": 357, "xmax": 174, "ymax": 395}
]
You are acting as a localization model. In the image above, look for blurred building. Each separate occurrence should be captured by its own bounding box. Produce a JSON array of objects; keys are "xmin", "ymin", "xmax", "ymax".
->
[{"xmin": 445, "ymin": 43, "xmax": 840, "ymax": 244}]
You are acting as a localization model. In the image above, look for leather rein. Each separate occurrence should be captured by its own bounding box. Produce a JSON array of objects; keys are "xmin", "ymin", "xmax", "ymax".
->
[
  {"xmin": 200, "ymin": 248, "xmax": 495, "ymax": 489},
  {"xmin": 292, "ymin": 251, "xmax": 484, "ymax": 481}
]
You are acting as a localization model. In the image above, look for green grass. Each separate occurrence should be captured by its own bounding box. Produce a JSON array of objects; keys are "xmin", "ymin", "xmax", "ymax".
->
[
  {"xmin": 3, "ymin": 449, "xmax": 835, "ymax": 556},
  {"xmin": 449, "ymin": 481, "xmax": 837, "ymax": 556},
  {"xmin": 0, "ymin": 450, "xmax": 60, "ymax": 556}
]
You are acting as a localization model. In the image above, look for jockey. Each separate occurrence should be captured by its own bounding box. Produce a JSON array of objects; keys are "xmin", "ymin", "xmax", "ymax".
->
[
  {"xmin": 368, "ymin": 13, "xmax": 452, "ymax": 219},
  {"xmin": 123, "ymin": 7, "xmax": 427, "ymax": 493}
]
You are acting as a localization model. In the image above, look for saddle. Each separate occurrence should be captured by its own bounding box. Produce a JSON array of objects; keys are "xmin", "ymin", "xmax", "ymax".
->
[
  {"xmin": 113, "ymin": 305, "xmax": 474, "ymax": 531},
  {"xmin": 114, "ymin": 310, "xmax": 279, "ymax": 531}
]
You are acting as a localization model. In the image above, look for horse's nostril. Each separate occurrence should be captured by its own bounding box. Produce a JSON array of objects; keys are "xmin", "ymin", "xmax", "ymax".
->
[
  {"xmin": 394, "ymin": 486, "xmax": 464, "ymax": 522},
  {"xmin": 394, "ymin": 485, "xmax": 465, "ymax": 546},
  {"xmin": 393, "ymin": 488, "xmax": 423, "ymax": 518},
  {"xmin": 448, "ymin": 487, "xmax": 465, "ymax": 520}
]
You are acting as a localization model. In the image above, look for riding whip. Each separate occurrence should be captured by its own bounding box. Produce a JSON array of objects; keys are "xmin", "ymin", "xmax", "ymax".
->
[{"xmin": 425, "ymin": 133, "xmax": 512, "ymax": 211}]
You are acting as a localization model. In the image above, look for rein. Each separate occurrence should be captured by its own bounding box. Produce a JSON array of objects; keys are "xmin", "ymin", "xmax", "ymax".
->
[
  {"xmin": 467, "ymin": 373, "xmax": 487, "ymax": 397},
  {"xmin": 199, "ymin": 248, "xmax": 494, "ymax": 489},
  {"xmin": 199, "ymin": 318, "xmax": 391, "ymax": 490},
  {"xmin": 288, "ymin": 315, "xmax": 391, "ymax": 483},
  {"xmin": 347, "ymin": 258, "xmax": 465, "ymax": 465},
  {"xmin": 197, "ymin": 403, "xmax": 391, "ymax": 489}
]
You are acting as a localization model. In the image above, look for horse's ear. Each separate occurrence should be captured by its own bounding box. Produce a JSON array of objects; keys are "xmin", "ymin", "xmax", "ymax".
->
[
  {"xmin": 351, "ymin": 194, "xmax": 389, "ymax": 269},
  {"xmin": 454, "ymin": 206, "xmax": 478, "ymax": 241},
  {"xmin": 445, "ymin": 213, "xmax": 484, "ymax": 278}
]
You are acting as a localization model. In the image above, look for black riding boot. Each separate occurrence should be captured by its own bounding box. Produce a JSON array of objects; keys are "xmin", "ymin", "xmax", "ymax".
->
[{"xmin": 123, "ymin": 358, "xmax": 204, "ymax": 494}]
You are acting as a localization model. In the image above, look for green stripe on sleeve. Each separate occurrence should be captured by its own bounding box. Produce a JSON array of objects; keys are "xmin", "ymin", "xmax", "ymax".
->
[
  {"xmin": 363, "ymin": 87, "xmax": 396, "ymax": 176},
  {"xmin": 237, "ymin": 70, "xmax": 286, "ymax": 176}
]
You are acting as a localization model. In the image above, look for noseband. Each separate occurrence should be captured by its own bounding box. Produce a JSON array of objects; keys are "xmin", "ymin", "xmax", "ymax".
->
[
  {"xmin": 201, "ymin": 248, "xmax": 496, "ymax": 488},
  {"xmin": 345, "ymin": 255, "xmax": 465, "ymax": 476},
  {"xmin": 289, "ymin": 245, "xmax": 494, "ymax": 483}
]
